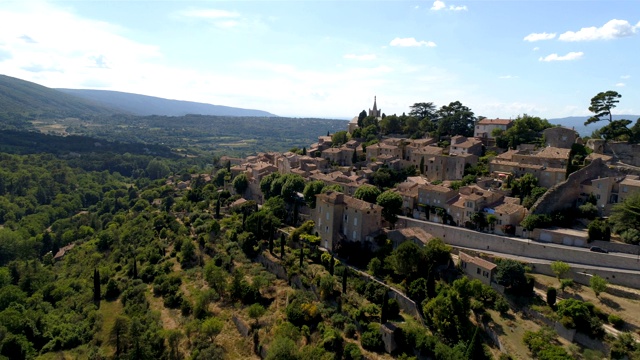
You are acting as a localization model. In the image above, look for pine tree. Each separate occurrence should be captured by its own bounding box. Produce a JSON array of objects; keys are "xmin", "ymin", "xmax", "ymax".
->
[{"xmin": 93, "ymin": 268, "xmax": 101, "ymax": 304}]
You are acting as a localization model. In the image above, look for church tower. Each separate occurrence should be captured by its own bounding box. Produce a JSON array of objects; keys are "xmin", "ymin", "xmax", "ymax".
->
[{"xmin": 368, "ymin": 96, "xmax": 381, "ymax": 118}]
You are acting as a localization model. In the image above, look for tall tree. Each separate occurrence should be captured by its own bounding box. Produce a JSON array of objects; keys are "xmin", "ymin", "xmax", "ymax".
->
[
  {"xmin": 377, "ymin": 190, "xmax": 403, "ymax": 229},
  {"xmin": 436, "ymin": 101, "xmax": 476, "ymax": 138},
  {"xmin": 353, "ymin": 184, "xmax": 381, "ymax": 204},
  {"xmin": 590, "ymin": 275, "xmax": 607, "ymax": 298},
  {"xmin": 280, "ymin": 233, "xmax": 285, "ymax": 258},
  {"xmin": 610, "ymin": 191, "xmax": 640, "ymax": 242},
  {"xmin": 409, "ymin": 102, "xmax": 437, "ymax": 121},
  {"xmin": 93, "ymin": 268, "xmax": 101, "ymax": 304},
  {"xmin": 585, "ymin": 90, "xmax": 622, "ymax": 125},
  {"xmin": 342, "ymin": 266, "xmax": 348, "ymax": 293}
]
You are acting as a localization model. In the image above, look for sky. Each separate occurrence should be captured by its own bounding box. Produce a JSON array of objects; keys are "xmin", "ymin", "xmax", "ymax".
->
[{"xmin": 0, "ymin": 0, "xmax": 638, "ymax": 120}]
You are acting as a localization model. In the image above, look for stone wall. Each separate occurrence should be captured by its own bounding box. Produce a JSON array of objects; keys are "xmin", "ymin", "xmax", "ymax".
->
[
  {"xmin": 531, "ymin": 158, "xmax": 615, "ymax": 215},
  {"xmin": 397, "ymin": 217, "xmax": 640, "ymax": 289},
  {"xmin": 591, "ymin": 240, "xmax": 640, "ymax": 255}
]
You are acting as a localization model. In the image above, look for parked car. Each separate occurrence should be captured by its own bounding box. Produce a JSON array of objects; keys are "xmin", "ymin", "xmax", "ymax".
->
[{"xmin": 589, "ymin": 246, "xmax": 608, "ymax": 253}]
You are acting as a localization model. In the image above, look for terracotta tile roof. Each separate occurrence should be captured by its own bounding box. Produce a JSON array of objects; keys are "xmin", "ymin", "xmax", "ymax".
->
[
  {"xmin": 396, "ymin": 227, "xmax": 434, "ymax": 244},
  {"xmin": 534, "ymin": 147, "xmax": 571, "ymax": 160},
  {"xmin": 493, "ymin": 202, "xmax": 524, "ymax": 215},
  {"xmin": 417, "ymin": 146, "xmax": 444, "ymax": 155},
  {"xmin": 459, "ymin": 252, "xmax": 497, "ymax": 270},
  {"xmin": 406, "ymin": 176, "xmax": 429, "ymax": 185},
  {"xmin": 477, "ymin": 118, "xmax": 513, "ymax": 126},
  {"xmin": 495, "ymin": 149, "xmax": 517, "ymax": 160}
]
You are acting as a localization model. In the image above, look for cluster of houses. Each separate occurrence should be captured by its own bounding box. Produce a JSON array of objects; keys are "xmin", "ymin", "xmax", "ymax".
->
[{"xmin": 216, "ymin": 98, "xmax": 640, "ymax": 261}]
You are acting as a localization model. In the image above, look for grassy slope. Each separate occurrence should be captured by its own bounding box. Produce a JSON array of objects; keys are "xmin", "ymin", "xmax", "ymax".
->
[{"xmin": 0, "ymin": 74, "xmax": 114, "ymax": 116}]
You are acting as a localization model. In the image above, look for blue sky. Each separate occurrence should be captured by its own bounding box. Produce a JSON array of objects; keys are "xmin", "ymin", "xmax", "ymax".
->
[{"xmin": 0, "ymin": 1, "xmax": 638, "ymax": 120}]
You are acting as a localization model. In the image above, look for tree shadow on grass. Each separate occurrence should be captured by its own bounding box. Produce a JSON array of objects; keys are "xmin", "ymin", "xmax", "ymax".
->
[{"xmin": 599, "ymin": 296, "xmax": 622, "ymax": 311}]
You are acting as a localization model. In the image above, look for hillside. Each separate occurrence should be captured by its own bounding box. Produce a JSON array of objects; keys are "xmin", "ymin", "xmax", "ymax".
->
[
  {"xmin": 0, "ymin": 74, "xmax": 114, "ymax": 116},
  {"xmin": 58, "ymin": 88, "xmax": 277, "ymax": 117},
  {"xmin": 549, "ymin": 115, "xmax": 640, "ymax": 137}
]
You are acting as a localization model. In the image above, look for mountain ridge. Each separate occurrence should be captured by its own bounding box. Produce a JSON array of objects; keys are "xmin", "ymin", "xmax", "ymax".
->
[
  {"xmin": 57, "ymin": 88, "xmax": 277, "ymax": 117},
  {"xmin": 548, "ymin": 115, "xmax": 640, "ymax": 137}
]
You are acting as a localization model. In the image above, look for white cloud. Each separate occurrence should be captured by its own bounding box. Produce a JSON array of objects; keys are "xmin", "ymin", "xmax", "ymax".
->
[
  {"xmin": 414, "ymin": 5, "xmax": 420, "ymax": 9},
  {"xmin": 344, "ymin": 54, "xmax": 377, "ymax": 60},
  {"xmin": 559, "ymin": 19, "xmax": 640, "ymax": 41},
  {"xmin": 178, "ymin": 9, "xmax": 240, "ymax": 19},
  {"xmin": 533, "ymin": 47, "xmax": 540, "ymax": 51},
  {"xmin": 431, "ymin": 1, "xmax": 446, "ymax": 11},
  {"xmin": 390, "ymin": 37, "xmax": 436, "ymax": 47},
  {"xmin": 616, "ymin": 82, "xmax": 625, "ymax": 87},
  {"xmin": 499, "ymin": 75, "xmax": 518, "ymax": 79},
  {"xmin": 523, "ymin": 32, "xmax": 556, "ymax": 42},
  {"xmin": 430, "ymin": 1, "xmax": 466, "ymax": 11},
  {"xmin": 449, "ymin": 5, "xmax": 467, "ymax": 11},
  {"xmin": 621, "ymin": 75, "xmax": 631, "ymax": 79},
  {"xmin": 538, "ymin": 51, "xmax": 584, "ymax": 62}
]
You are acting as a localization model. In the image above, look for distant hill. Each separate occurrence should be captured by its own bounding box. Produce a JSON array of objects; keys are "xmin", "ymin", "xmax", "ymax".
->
[
  {"xmin": 549, "ymin": 115, "xmax": 640, "ymax": 137},
  {"xmin": 0, "ymin": 74, "xmax": 114, "ymax": 116},
  {"xmin": 57, "ymin": 89, "xmax": 277, "ymax": 117}
]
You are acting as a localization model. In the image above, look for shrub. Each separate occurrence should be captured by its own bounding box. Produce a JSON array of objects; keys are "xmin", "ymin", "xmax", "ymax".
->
[
  {"xmin": 546, "ymin": 287, "xmax": 557, "ymax": 307},
  {"xmin": 608, "ymin": 314, "xmax": 624, "ymax": 329},
  {"xmin": 343, "ymin": 342, "xmax": 363, "ymax": 360},
  {"xmin": 344, "ymin": 323, "xmax": 357, "ymax": 339},
  {"xmin": 361, "ymin": 326, "xmax": 384, "ymax": 352}
]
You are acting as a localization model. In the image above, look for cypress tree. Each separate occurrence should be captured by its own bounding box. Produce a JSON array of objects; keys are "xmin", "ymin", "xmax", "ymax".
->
[
  {"xmin": 299, "ymin": 244, "xmax": 304, "ymax": 268},
  {"xmin": 215, "ymin": 197, "xmax": 221, "ymax": 219},
  {"xmin": 226, "ymin": 160, "xmax": 231, "ymax": 173},
  {"xmin": 93, "ymin": 268, "xmax": 101, "ymax": 304},
  {"xmin": 380, "ymin": 292, "xmax": 388, "ymax": 323},
  {"xmin": 132, "ymin": 257, "xmax": 138, "ymax": 279},
  {"xmin": 302, "ymin": 147, "xmax": 307, "ymax": 156},
  {"xmin": 280, "ymin": 233, "xmax": 285, "ymax": 258},
  {"xmin": 352, "ymin": 150, "xmax": 358, "ymax": 165},
  {"xmin": 329, "ymin": 253, "xmax": 335, "ymax": 276},
  {"xmin": 342, "ymin": 266, "xmax": 348, "ymax": 293},
  {"xmin": 420, "ymin": 156, "xmax": 425, "ymax": 174}
]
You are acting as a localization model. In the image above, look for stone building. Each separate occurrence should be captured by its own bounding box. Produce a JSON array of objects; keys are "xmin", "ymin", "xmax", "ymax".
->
[
  {"xmin": 489, "ymin": 147, "xmax": 570, "ymax": 188},
  {"xmin": 459, "ymin": 252, "xmax": 496, "ymax": 286},
  {"xmin": 542, "ymin": 127, "xmax": 578, "ymax": 149},
  {"xmin": 449, "ymin": 135, "xmax": 483, "ymax": 156},
  {"xmin": 474, "ymin": 118, "xmax": 513, "ymax": 146},
  {"xmin": 312, "ymin": 191, "xmax": 383, "ymax": 251}
]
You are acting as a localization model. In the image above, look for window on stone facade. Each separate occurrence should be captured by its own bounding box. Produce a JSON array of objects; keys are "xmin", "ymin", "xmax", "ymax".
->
[
  {"xmin": 353, "ymin": 231, "xmax": 357, "ymax": 239},
  {"xmin": 623, "ymin": 186, "xmax": 628, "ymax": 193},
  {"xmin": 476, "ymin": 268, "xmax": 481, "ymax": 274},
  {"xmin": 326, "ymin": 212, "xmax": 329, "ymax": 220},
  {"xmin": 354, "ymin": 217, "xmax": 358, "ymax": 226}
]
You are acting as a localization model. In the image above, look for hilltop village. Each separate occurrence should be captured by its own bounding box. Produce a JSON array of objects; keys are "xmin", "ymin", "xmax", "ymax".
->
[{"xmin": 213, "ymin": 98, "xmax": 640, "ymax": 271}]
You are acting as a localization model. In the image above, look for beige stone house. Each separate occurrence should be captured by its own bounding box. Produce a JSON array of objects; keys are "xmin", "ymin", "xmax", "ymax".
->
[
  {"xmin": 449, "ymin": 136, "xmax": 483, "ymax": 156},
  {"xmin": 459, "ymin": 252, "xmax": 496, "ymax": 286},
  {"xmin": 312, "ymin": 191, "xmax": 383, "ymax": 251},
  {"xmin": 542, "ymin": 127, "xmax": 578, "ymax": 149},
  {"xmin": 474, "ymin": 118, "xmax": 513, "ymax": 146},
  {"xmin": 489, "ymin": 147, "xmax": 570, "ymax": 188}
]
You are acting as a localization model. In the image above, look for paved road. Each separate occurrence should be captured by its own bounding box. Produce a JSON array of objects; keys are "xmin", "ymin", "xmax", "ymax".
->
[{"xmin": 399, "ymin": 215, "xmax": 640, "ymax": 276}]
